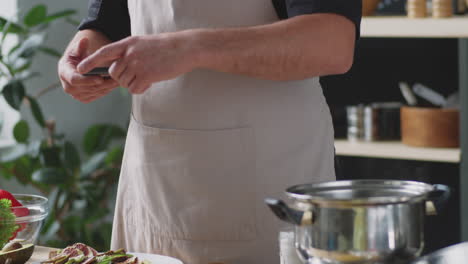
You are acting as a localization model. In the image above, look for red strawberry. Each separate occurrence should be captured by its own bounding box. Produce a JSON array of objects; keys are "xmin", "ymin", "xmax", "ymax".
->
[
  {"xmin": 0, "ymin": 190, "xmax": 30, "ymax": 240},
  {"xmin": 0, "ymin": 190, "xmax": 22, "ymax": 206}
]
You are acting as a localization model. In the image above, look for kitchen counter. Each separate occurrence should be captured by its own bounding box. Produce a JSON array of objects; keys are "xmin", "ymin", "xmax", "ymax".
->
[{"xmin": 27, "ymin": 246, "xmax": 56, "ymax": 264}]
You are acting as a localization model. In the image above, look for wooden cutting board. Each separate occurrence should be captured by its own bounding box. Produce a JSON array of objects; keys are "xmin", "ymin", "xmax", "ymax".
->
[
  {"xmin": 28, "ymin": 246, "xmax": 223, "ymax": 264},
  {"xmin": 27, "ymin": 246, "xmax": 57, "ymax": 264}
]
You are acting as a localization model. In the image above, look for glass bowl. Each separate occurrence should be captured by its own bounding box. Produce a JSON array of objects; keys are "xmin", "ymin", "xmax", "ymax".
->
[{"xmin": 11, "ymin": 194, "xmax": 49, "ymax": 244}]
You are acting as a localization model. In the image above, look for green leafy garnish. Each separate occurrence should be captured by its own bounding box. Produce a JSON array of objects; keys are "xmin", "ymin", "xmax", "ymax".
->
[
  {"xmin": 0, "ymin": 199, "xmax": 19, "ymax": 248},
  {"xmin": 65, "ymin": 255, "xmax": 86, "ymax": 264},
  {"xmin": 96, "ymin": 254, "xmax": 132, "ymax": 264}
]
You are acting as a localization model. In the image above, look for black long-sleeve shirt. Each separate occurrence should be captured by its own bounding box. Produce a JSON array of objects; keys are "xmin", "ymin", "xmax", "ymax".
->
[{"xmin": 79, "ymin": 0, "xmax": 361, "ymax": 42}]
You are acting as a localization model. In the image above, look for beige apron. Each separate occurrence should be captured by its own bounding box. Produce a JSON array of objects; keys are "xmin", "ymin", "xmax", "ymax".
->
[{"xmin": 111, "ymin": 0, "xmax": 336, "ymax": 263}]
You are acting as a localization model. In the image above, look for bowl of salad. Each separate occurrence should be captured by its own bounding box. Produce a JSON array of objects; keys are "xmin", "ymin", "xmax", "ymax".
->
[
  {"xmin": 11, "ymin": 194, "xmax": 49, "ymax": 244},
  {"xmin": 0, "ymin": 191, "xmax": 49, "ymax": 246}
]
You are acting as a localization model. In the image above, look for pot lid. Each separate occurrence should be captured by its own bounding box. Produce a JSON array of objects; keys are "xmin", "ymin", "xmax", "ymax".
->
[{"xmin": 286, "ymin": 180, "xmax": 435, "ymax": 205}]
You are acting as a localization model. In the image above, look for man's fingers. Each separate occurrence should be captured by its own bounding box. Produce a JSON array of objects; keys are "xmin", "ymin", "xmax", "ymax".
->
[
  {"xmin": 87, "ymin": 79, "xmax": 120, "ymax": 94},
  {"xmin": 76, "ymin": 38, "xmax": 89, "ymax": 58},
  {"xmin": 79, "ymin": 83, "xmax": 117, "ymax": 103},
  {"xmin": 77, "ymin": 41, "xmax": 127, "ymax": 74},
  {"xmin": 109, "ymin": 59, "xmax": 127, "ymax": 81},
  {"xmin": 63, "ymin": 69, "xmax": 105, "ymax": 86},
  {"xmin": 63, "ymin": 78, "xmax": 119, "ymax": 95},
  {"xmin": 100, "ymin": 78, "xmax": 120, "ymax": 89},
  {"xmin": 121, "ymin": 73, "xmax": 136, "ymax": 89},
  {"xmin": 61, "ymin": 81, "xmax": 75, "ymax": 95},
  {"xmin": 128, "ymin": 80, "xmax": 149, "ymax": 94},
  {"xmin": 69, "ymin": 37, "xmax": 89, "ymax": 59},
  {"xmin": 128, "ymin": 78, "xmax": 138, "ymax": 93},
  {"xmin": 78, "ymin": 80, "xmax": 119, "ymax": 94},
  {"xmin": 79, "ymin": 95, "xmax": 99, "ymax": 104}
]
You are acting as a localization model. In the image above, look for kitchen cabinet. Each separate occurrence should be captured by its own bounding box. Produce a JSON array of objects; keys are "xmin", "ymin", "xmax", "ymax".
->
[{"xmin": 332, "ymin": 15, "xmax": 468, "ymax": 242}]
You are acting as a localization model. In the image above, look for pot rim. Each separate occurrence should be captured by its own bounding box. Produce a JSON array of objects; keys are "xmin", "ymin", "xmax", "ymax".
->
[{"xmin": 286, "ymin": 180, "xmax": 435, "ymax": 206}]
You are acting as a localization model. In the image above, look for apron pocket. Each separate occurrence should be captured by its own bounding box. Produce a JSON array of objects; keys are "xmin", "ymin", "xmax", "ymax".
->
[{"xmin": 125, "ymin": 116, "xmax": 257, "ymax": 242}]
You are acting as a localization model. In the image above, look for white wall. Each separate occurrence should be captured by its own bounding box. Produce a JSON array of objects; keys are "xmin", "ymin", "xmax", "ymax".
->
[{"xmin": 2, "ymin": 0, "xmax": 131, "ymax": 193}]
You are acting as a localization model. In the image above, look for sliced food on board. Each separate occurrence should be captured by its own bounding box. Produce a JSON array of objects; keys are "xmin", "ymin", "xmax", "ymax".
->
[{"xmin": 41, "ymin": 243, "xmax": 150, "ymax": 264}]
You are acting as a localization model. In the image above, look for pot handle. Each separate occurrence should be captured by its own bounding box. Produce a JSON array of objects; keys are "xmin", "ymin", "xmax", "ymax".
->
[
  {"xmin": 264, "ymin": 198, "xmax": 314, "ymax": 226},
  {"xmin": 426, "ymin": 184, "xmax": 451, "ymax": 216}
]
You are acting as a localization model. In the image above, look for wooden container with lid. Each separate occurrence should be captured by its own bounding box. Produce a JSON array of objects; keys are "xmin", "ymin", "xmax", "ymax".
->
[
  {"xmin": 432, "ymin": 0, "xmax": 453, "ymax": 17},
  {"xmin": 401, "ymin": 106, "xmax": 459, "ymax": 148},
  {"xmin": 362, "ymin": 0, "xmax": 381, "ymax": 16},
  {"xmin": 407, "ymin": 0, "xmax": 427, "ymax": 17}
]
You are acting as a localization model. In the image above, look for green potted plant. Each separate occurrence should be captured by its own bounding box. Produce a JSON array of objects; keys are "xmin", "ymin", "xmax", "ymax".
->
[{"xmin": 0, "ymin": 4, "xmax": 126, "ymax": 251}]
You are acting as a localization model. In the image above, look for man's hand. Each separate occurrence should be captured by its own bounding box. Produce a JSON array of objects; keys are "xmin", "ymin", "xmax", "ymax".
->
[
  {"xmin": 76, "ymin": 13, "xmax": 356, "ymax": 91},
  {"xmin": 76, "ymin": 32, "xmax": 199, "ymax": 94},
  {"xmin": 58, "ymin": 30, "xmax": 120, "ymax": 103}
]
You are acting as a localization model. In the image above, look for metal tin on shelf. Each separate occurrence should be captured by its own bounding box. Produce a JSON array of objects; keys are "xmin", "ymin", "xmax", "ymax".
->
[
  {"xmin": 367, "ymin": 102, "xmax": 402, "ymax": 141},
  {"xmin": 347, "ymin": 103, "xmax": 402, "ymax": 142},
  {"xmin": 364, "ymin": 106, "xmax": 379, "ymax": 141},
  {"xmin": 346, "ymin": 105, "xmax": 365, "ymax": 141}
]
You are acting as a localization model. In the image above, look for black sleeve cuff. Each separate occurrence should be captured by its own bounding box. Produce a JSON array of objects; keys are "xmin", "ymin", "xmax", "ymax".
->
[
  {"xmin": 78, "ymin": 0, "xmax": 131, "ymax": 42},
  {"xmin": 286, "ymin": 0, "xmax": 362, "ymax": 40}
]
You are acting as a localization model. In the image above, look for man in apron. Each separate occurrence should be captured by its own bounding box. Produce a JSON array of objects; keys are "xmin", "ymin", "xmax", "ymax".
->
[{"xmin": 58, "ymin": 1, "xmax": 361, "ymax": 263}]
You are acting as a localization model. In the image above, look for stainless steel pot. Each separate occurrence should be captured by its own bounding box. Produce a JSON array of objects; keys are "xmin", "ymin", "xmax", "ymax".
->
[{"xmin": 265, "ymin": 180, "xmax": 450, "ymax": 264}]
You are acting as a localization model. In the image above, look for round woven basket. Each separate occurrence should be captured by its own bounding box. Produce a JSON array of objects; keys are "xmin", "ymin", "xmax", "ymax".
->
[
  {"xmin": 363, "ymin": 0, "xmax": 381, "ymax": 16},
  {"xmin": 401, "ymin": 106, "xmax": 460, "ymax": 148}
]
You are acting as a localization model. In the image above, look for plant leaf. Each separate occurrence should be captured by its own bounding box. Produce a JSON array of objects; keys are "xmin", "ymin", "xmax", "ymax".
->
[
  {"xmin": 56, "ymin": 191, "xmax": 68, "ymax": 211},
  {"xmin": 38, "ymin": 46, "xmax": 61, "ymax": 58},
  {"xmin": 2, "ymin": 80, "xmax": 25, "ymax": 110},
  {"xmin": 40, "ymin": 146, "xmax": 62, "ymax": 167},
  {"xmin": 0, "ymin": 161, "xmax": 14, "ymax": 180},
  {"xmin": 53, "ymin": 133, "xmax": 65, "ymax": 140},
  {"xmin": 43, "ymin": 10, "xmax": 76, "ymax": 23},
  {"xmin": 97, "ymin": 223, "xmax": 113, "ymax": 250},
  {"xmin": 28, "ymin": 140, "xmax": 42, "ymax": 157},
  {"xmin": 32, "ymin": 167, "xmax": 68, "ymax": 184},
  {"xmin": 44, "ymin": 240, "xmax": 65, "ymax": 249},
  {"xmin": 12, "ymin": 60, "xmax": 32, "ymax": 74},
  {"xmin": 62, "ymin": 215, "xmax": 82, "ymax": 239},
  {"xmin": 83, "ymin": 125, "xmax": 126, "ymax": 155},
  {"xmin": 9, "ymin": 33, "xmax": 45, "ymax": 61},
  {"xmin": 15, "ymin": 71, "xmax": 40, "ymax": 83},
  {"xmin": 105, "ymin": 147, "xmax": 124, "ymax": 165},
  {"xmin": 1, "ymin": 144, "xmax": 28, "ymax": 162},
  {"xmin": 41, "ymin": 209, "xmax": 60, "ymax": 241},
  {"xmin": 26, "ymin": 96, "xmax": 45, "ymax": 127},
  {"xmin": 13, "ymin": 120, "xmax": 29, "ymax": 143},
  {"xmin": 1, "ymin": 17, "xmax": 19, "ymax": 44},
  {"xmin": 13, "ymin": 156, "xmax": 34, "ymax": 184},
  {"xmin": 84, "ymin": 209, "xmax": 109, "ymax": 225},
  {"xmin": 65, "ymin": 17, "xmax": 80, "ymax": 26},
  {"xmin": 64, "ymin": 141, "xmax": 81, "ymax": 171},
  {"xmin": 7, "ymin": 43, "xmax": 21, "ymax": 57},
  {"xmin": 81, "ymin": 151, "xmax": 107, "ymax": 177},
  {"xmin": 24, "ymin": 4, "xmax": 47, "ymax": 27},
  {"xmin": 0, "ymin": 17, "xmax": 25, "ymax": 34}
]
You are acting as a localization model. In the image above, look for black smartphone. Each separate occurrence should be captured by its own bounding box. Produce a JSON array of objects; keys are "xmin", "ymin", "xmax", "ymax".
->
[{"xmin": 83, "ymin": 67, "xmax": 110, "ymax": 77}]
